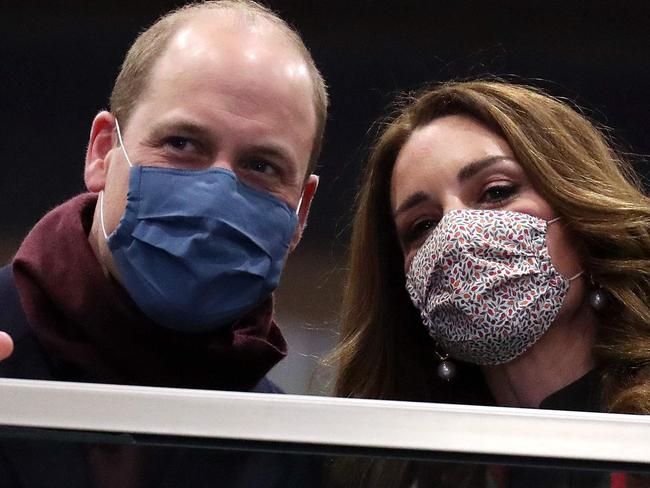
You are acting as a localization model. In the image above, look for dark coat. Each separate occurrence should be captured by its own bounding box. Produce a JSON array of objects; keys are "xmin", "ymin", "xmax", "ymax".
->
[{"xmin": 0, "ymin": 265, "xmax": 321, "ymax": 488}]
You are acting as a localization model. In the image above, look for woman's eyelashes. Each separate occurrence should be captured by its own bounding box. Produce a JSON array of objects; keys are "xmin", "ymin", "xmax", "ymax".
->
[
  {"xmin": 400, "ymin": 183, "xmax": 519, "ymax": 247},
  {"xmin": 403, "ymin": 218, "xmax": 437, "ymax": 247},
  {"xmin": 478, "ymin": 182, "xmax": 519, "ymax": 206}
]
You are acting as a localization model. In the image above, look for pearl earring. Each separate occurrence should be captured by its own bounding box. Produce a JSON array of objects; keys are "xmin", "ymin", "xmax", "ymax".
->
[
  {"xmin": 435, "ymin": 347, "xmax": 456, "ymax": 382},
  {"xmin": 589, "ymin": 287, "xmax": 607, "ymax": 311}
]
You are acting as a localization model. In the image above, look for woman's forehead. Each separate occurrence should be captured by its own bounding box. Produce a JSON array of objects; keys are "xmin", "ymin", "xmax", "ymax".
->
[{"xmin": 390, "ymin": 115, "xmax": 514, "ymax": 204}]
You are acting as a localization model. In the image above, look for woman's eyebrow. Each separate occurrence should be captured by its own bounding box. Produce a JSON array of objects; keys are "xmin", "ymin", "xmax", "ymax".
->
[
  {"xmin": 394, "ymin": 156, "xmax": 516, "ymax": 217},
  {"xmin": 457, "ymin": 156, "xmax": 516, "ymax": 182},
  {"xmin": 393, "ymin": 191, "xmax": 430, "ymax": 217}
]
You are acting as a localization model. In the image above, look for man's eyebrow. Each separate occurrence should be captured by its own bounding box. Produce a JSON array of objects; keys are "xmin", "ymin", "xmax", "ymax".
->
[
  {"xmin": 251, "ymin": 144, "xmax": 296, "ymax": 167},
  {"xmin": 148, "ymin": 120, "xmax": 298, "ymax": 169},
  {"xmin": 149, "ymin": 120, "xmax": 213, "ymax": 140},
  {"xmin": 393, "ymin": 191, "xmax": 430, "ymax": 217},
  {"xmin": 457, "ymin": 156, "xmax": 516, "ymax": 182}
]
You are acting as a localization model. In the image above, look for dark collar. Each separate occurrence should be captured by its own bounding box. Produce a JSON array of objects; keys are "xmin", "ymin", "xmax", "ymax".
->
[
  {"xmin": 538, "ymin": 368, "xmax": 603, "ymax": 412},
  {"xmin": 12, "ymin": 193, "xmax": 287, "ymax": 390}
]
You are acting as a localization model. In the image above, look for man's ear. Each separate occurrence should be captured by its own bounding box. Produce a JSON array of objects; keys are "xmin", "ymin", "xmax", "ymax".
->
[
  {"xmin": 289, "ymin": 174, "xmax": 319, "ymax": 252},
  {"xmin": 84, "ymin": 111, "xmax": 116, "ymax": 192}
]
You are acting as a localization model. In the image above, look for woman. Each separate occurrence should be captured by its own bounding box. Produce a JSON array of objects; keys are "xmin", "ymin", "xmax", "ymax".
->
[{"xmin": 332, "ymin": 80, "xmax": 650, "ymax": 486}]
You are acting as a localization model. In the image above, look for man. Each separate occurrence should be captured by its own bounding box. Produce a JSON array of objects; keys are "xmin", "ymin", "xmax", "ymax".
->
[{"xmin": 0, "ymin": 1, "xmax": 327, "ymax": 486}]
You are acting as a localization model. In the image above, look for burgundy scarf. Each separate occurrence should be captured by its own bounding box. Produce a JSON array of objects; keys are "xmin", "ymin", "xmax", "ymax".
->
[{"xmin": 12, "ymin": 193, "xmax": 287, "ymax": 391}]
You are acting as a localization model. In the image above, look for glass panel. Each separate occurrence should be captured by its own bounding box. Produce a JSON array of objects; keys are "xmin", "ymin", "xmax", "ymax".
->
[
  {"xmin": 1, "ymin": 427, "xmax": 650, "ymax": 488},
  {"xmin": 2, "ymin": 378, "xmax": 650, "ymax": 487}
]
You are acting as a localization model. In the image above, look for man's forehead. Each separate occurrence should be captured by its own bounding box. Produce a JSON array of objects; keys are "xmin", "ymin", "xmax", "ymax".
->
[
  {"xmin": 144, "ymin": 11, "xmax": 313, "ymax": 100},
  {"xmin": 164, "ymin": 10, "xmax": 299, "ymax": 67},
  {"xmin": 123, "ymin": 8, "xmax": 317, "ymax": 180}
]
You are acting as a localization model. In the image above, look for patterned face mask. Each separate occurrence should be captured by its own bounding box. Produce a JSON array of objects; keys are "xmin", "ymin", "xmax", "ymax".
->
[{"xmin": 405, "ymin": 209, "xmax": 583, "ymax": 365}]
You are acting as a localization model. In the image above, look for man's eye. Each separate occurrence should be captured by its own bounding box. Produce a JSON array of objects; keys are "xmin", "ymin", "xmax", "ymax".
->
[
  {"xmin": 164, "ymin": 136, "xmax": 193, "ymax": 151},
  {"xmin": 480, "ymin": 184, "xmax": 518, "ymax": 204},
  {"xmin": 248, "ymin": 160, "xmax": 277, "ymax": 175}
]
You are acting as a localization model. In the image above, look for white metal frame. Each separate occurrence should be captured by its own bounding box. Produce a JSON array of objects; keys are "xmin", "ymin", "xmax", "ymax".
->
[{"xmin": 0, "ymin": 378, "xmax": 649, "ymax": 465}]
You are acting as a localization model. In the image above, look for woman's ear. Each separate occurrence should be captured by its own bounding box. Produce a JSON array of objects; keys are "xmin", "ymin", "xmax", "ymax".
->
[
  {"xmin": 289, "ymin": 174, "xmax": 319, "ymax": 252},
  {"xmin": 84, "ymin": 111, "xmax": 116, "ymax": 192}
]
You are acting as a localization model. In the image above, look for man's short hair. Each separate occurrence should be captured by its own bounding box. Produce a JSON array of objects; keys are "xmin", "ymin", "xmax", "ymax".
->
[{"xmin": 109, "ymin": 0, "xmax": 328, "ymax": 174}]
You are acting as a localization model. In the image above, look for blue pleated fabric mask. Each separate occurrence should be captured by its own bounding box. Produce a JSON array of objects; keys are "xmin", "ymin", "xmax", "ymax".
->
[{"xmin": 98, "ymin": 120, "xmax": 298, "ymax": 332}]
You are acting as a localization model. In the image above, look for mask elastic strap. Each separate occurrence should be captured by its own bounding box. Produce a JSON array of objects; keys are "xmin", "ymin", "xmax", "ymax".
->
[
  {"xmin": 114, "ymin": 118, "xmax": 134, "ymax": 168},
  {"xmin": 98, "ymin": 190, "xmax": 109, "ymax": 240},
  {"xmin": 295, "ymin": 193, "xmax": 303, "ymax": 216},
  {"xmin": 568, "ymin": 270, "xmax": 584, "ymax": 281},
  {"xmin": 548, "ymin": 216, "xmax": 583, "ymax": 281},
  {"xmin": 98, "ymin": 117, "xmax": 132, "ymax": 242}
]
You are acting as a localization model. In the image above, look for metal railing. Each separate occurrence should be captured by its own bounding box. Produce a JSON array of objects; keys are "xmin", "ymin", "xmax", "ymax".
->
[{"xmin": 0, "ymin": 378, "xmax": 649, "ymax": 469}]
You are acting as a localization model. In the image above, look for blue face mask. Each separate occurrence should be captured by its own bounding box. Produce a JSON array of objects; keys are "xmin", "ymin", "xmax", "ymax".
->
[{"xmin": 98, "ymin": 120, "xmax": 299, "ymax": 332}]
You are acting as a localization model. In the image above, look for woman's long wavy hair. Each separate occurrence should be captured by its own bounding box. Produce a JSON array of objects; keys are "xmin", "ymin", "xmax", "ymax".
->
[{"xmin": 330, "ymin": 79, "xmax": 650, "ymax": 487}]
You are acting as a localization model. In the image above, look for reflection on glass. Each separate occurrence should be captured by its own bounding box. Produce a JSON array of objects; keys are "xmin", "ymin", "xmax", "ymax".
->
[
  {"xmin": 2, "ymin": 431, "xmax": 650, "ymax": 488},
  {"xmin": 0, "ymin": 434, "xmax": 321, "ymax": 488},
  {"xmin": 328, "ymin": 456, "xmax": 650, "ymax": 487}
]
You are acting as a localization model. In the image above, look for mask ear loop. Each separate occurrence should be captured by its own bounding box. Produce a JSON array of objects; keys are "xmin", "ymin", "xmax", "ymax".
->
[
  {"xmin": 547, "ymin": 216, "xmax": 584, "ymax": 282},
  {"xmin": 568, "ymin": 271, "xmax": 584, "ymax": 281},
  {"xmin": 295, "ymin": 193, "xmax": 304, "ymax": 216},
  {"xmin": 99, "ymin": 118, "xmax": 133, "ymax": 240},
  {"xmin": 114, "ymin": 118, "xmax": 134, "ymax": 168},
  {"xmin": 99, "ymin": 191, "xmax": 109, "ymax": 240}
]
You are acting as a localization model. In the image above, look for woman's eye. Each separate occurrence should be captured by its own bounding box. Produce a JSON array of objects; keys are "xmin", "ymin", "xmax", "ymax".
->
[
  {"xmin": 480, "ymin": 184, "xmax": 518, "ymax": 204},
  {"xmin": 405, "ymin": 219, "xmax": 436, "ymax": 245}
]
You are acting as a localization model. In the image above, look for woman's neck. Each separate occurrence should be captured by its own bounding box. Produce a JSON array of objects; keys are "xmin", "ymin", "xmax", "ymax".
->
[{"xmin": 481, "ymin": 309, "xmax": 598, "ymax": 408}]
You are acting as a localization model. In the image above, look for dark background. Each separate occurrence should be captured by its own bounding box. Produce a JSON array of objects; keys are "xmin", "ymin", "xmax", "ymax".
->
[{"xmin": 2, "ymin": 1, "xmax": 649, "ymax": 391}]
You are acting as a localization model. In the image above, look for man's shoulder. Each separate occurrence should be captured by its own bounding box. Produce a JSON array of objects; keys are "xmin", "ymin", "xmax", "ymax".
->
[
  {"xmin": 251, "ymin": 376, "xmax": 284, "ymax": 394},
  {"xmin": 0, "ymin": 264, "xmax": 54, "ymax": 381},
  {"xmin": 0, "ymin": 265, "xmax": 29, "ymax": 340}
]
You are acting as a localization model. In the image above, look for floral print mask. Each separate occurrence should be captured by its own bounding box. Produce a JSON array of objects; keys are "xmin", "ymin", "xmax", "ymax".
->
[{"xmin": 405, "ymin": 209, "xmax": 582, "ymax": 365}]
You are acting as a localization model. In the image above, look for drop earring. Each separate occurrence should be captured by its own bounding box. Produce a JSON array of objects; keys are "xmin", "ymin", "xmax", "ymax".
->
[
  {"xmin": 589, "ymin": 287, "xmax": 607, "ymax": 311},
  {"xmin": 435, "ymin": 347, "xmax": 456, "ymax": 382},
  {"xmin": 589, "ymin": 277, "xmax": 607, "ymax": 311}
]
